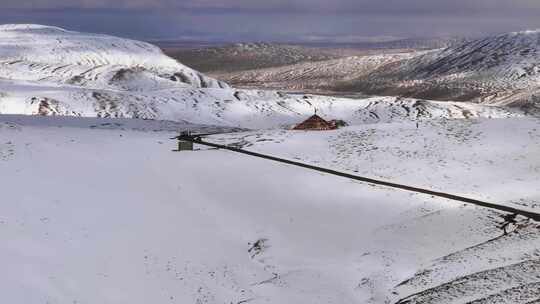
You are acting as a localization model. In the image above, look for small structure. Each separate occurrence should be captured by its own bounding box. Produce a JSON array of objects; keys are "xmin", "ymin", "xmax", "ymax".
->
[
  {"xmin": 293, "ymin": 111, "xmax": 338, "ymax": 131},
  {"xmin": 175, "ymin": 131, "xmax": 194, "ymax": 151},
  {"xmin": 178, "ymin": 140, "xmax": 194, "ymax": 151}
]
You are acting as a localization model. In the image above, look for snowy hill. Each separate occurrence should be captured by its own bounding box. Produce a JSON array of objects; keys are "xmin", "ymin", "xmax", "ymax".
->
[
  {"xmin": 0, "ymin": 24, "xmax": 228, "ymax": 90},
  {"xmin": 335, "ymin": 30, "xmax": 540, "ymax": 108},
  {"xmin": 2, "ymin": 115, "xmax": 539, "ymax": 303},
  {"xmin": 208, "ymin": 117, "xmax": 540, "ymax": 303},
  {"xmin": 0, "ymin": 78, "xmax": 524, "ymax": 129}
]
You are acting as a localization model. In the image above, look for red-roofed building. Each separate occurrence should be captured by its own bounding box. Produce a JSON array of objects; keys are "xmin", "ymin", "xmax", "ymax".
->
[{"xmin": 293, "ymin": 114, "xmax": 337, "ymax": 131}]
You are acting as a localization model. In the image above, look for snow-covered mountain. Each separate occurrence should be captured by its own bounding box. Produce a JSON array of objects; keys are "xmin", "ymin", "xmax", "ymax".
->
[
  {"xmin": 0, "ymin": 24, "xmax": 228, "ymax": 91},
  {"xmin": 335, "ymin": 30, "xmax": 540, "ymax": 108},
  {"xmin": 0, "ymin": 25, "xmax": 528, "ymax": 127},
  {"xmin": 205, "ymin": 30, "xmax": 540, "ymax": 112}
]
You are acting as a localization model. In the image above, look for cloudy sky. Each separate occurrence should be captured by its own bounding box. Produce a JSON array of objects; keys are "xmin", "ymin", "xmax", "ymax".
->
[{"xmin": 2, "ymin": 0, "xmax": 540, "ymax": 42}]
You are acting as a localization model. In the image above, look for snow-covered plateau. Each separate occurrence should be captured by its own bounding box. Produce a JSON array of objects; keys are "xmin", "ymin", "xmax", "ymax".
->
[
  {"xmin": 1, "ymin": 115, "xmax": 540, "ymax": 304},
  {"xmin": 1, "ymin": 24, "xmax": 540, "ymax": 304}
]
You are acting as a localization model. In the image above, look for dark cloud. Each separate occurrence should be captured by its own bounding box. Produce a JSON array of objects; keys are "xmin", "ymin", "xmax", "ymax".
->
[
  {"xmin": 4, "ymin": 0, "xmax": 540, "ymax": 14},
  {"xmin": 1, "ymin": 0, "xmax": 540, "ymax": 42}
]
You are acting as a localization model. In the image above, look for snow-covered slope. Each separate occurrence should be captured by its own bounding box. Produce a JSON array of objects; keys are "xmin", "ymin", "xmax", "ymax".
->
[
  {"xmin": 210, "ymin": 117, "xmax": 540, "ymax": 303},
  {"xmin": 0, "ymin": 24, "xmax": 227, "ymax": 90},
  {"xmin": 0, "ymin": 79, "xmax": 524, "ymax": 129},
  {"xmin": 2, "ymin": 115, "xmax": 539, "ymax": 303},
  {"xmin": 336, "ymin": 30, "xmax": 540, "ymax": 108}
]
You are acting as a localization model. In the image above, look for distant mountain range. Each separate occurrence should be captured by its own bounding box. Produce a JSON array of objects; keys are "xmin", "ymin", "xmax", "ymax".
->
[
  {"xmin": 165, "ymin": 42, "xmax": 343, "ymax": 73},
  {"xmin": 296, "ymin": 36, "xmax": 468, "ymax": 50},
  {"xmin": 214, "ymin": 52, "xmax": 416, "ymax": 93},
  {"xmin": 187, "ymin": 31, "xmax": 540, "ymax": 112},
  {"xmin": 164, "ymin": 37, "xmax": 466, "ymax": 74}
]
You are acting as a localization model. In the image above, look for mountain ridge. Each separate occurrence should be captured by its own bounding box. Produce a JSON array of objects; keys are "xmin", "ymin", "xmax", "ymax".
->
[{"xmin": 333, "ymin": 29, "xmax": 540, "ymax": 108}]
